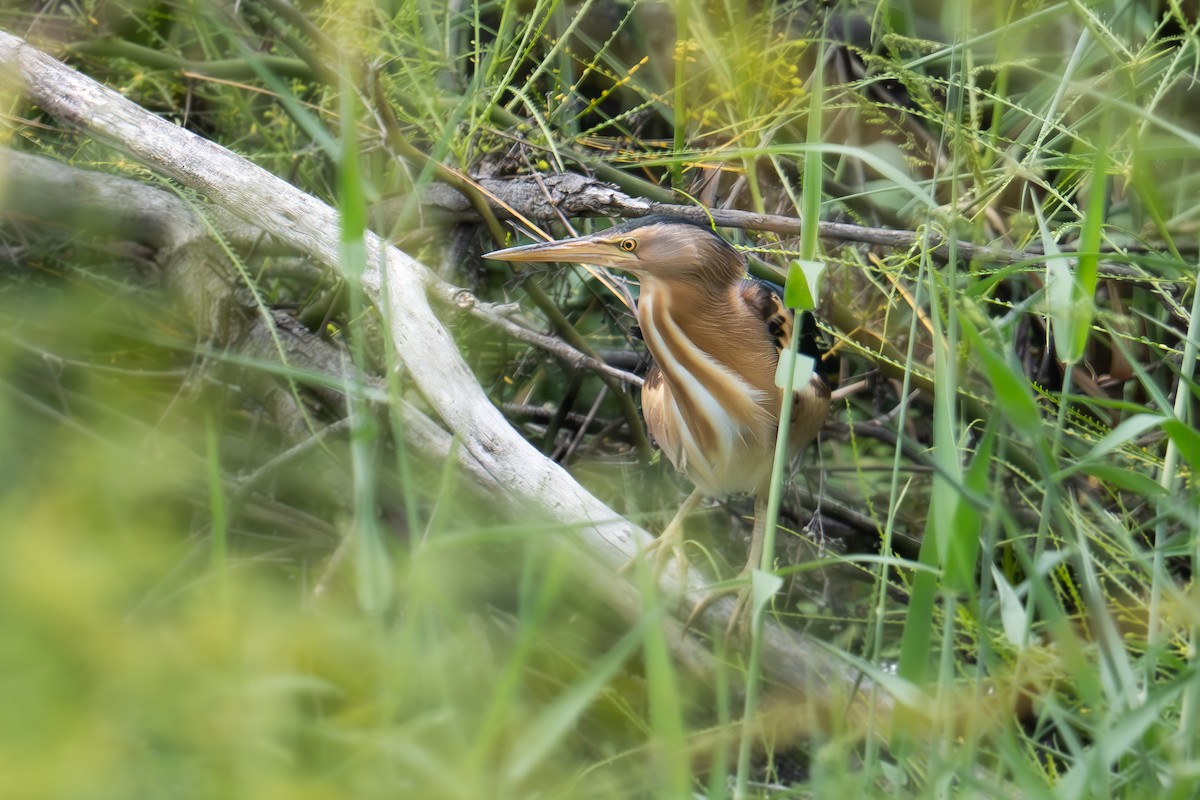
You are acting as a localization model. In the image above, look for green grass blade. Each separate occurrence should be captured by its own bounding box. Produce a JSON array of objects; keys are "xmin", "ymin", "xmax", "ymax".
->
[{"xmin": 507, "ymin": 607, "xmax": 661, "ymax": 784}]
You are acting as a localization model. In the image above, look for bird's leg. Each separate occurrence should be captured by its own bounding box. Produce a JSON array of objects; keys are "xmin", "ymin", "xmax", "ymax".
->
[
  {"xmin": 726, "ymin": 493, "xmax": 771, "ymax": 636},
  {"xmin": 623, "ymin": 486, "xmax": 704, "ymax": 588},
  {"xmin": 686, "ymin": 493, "xmax": 773, "ymax": 637}
]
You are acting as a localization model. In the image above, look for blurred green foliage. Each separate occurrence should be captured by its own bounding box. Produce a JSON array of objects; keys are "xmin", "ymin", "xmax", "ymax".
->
[{"xmin": 2, "ymin": 0, "xmax": 1200, "ymax": 796}]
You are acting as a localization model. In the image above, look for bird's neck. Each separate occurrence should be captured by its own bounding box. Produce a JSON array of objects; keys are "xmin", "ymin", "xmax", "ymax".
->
[
  {"xmin": 636, "ymin": 276, "xmax": 737, "ymax": 358},
  {"xmin": 636, "ymin": 275, "xmax": 777, "ymax": 420},
  {"xmin": 637, "ymin": 276, "xmax": 779, "ymax": 397}
]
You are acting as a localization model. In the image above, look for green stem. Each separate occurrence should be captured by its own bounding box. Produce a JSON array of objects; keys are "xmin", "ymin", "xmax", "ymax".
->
[
  {"xmin": 671, "ymin": 0, "xmax": 690, "ymax": 189},
  {"xmin": 735, "ymin": 32, "xmax": 825, "ymax": 797},
  {"xmin": 68, "ymin": 38, "xmax": 314, "ymax": 80},
  {"xmin": 1155, "ymin": 247, "xmax": 1200, "ymax": 703}
]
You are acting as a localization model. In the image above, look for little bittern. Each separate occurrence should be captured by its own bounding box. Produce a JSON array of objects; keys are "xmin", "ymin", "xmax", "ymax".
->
[{"xmin": 486, "ymin": 217, "xmax": 832, "ymax": 627}]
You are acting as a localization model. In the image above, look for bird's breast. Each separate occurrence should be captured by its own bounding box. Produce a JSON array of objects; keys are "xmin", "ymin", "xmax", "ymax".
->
[{"xmin": 637, "ymin": 288, "xmax": 779, "ymax": 495}]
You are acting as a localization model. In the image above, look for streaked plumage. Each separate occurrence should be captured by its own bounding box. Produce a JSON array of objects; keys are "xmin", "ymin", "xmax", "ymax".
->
[
  {"xmin": 639, "ymin": 270, "xmax": 830, "ymax": 497},
  {"xmin": 485, "ymin": 217, "xmax": 832, "ymax": 630}
]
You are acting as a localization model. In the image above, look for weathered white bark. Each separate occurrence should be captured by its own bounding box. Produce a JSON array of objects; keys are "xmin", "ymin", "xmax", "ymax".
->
[
  {"xmin": 0, "ymin": 31, "xmax": 636, "ymax": 559},
  {"xmin": 0, "ymin": 30, "xmax": 881, "ymax": 714}
]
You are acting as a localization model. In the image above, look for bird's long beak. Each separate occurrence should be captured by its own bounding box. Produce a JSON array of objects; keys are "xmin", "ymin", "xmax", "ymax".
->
[{"xmin": 484, "ymin": 234, "xmax": 624, "ymax": 268}]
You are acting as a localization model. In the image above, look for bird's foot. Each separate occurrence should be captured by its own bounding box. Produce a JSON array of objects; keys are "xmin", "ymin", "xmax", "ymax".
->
[
  {"xmin": 686, "ymin": 561, "xmax": 787, "ymax": 642},
  {"xmin": 619, "ymin": 515, "xmax": 691, "ymax": 589},
  {"xmin": 618, "ymin": 489, "xmax": 704, "ymax": 589},
  {"xmin": 684, "ymin": 566, "xmax": 758, "ymax": 640},
  {"xmin": 685, "ymin": 493, "xmax": 778, "ymax": 639}
]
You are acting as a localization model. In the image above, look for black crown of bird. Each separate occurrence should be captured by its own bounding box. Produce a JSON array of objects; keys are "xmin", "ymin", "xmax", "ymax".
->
[{"xmin": 486, "ymin": 216, "xmax": 833, "ymax": 629}]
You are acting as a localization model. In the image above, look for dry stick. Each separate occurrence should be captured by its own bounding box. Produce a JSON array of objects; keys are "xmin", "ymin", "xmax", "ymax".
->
[
  {"xmin": 0, "ymin": 31, "xmax": 877, "ymax": 720},
  {"xmin": 504, "ymin": 402, "xmax": 616, "ymax": 433},
  {"xmin": 421, "ymin": 174, "xmax": 1162, "ymax": 279},
  {"xmin": 428, "ymin": 282, "xmax": 644, "ymax": 387},
  {"xmin": 421, "ymin": 173, "xmax": 1187, "ymax": 333}
]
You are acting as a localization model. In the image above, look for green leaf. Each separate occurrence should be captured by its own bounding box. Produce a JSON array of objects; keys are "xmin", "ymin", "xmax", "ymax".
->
[
  {"xmin": 944, "ymin": 420, "xmax": 995, "ymax": 594},
  {"xmin": 1056, "ymin": 676, "xmax": 1186, "ymax": 799},
  {"xmin": 1035, "ymin": 203, "xmax": 1089, "ymax": 365},
  {"xmin": 869, "ymin": 670, "xmax": 931, "ymax": 713},
  {"xmin": 817, "ymin": 643, "xmax": 932, "ymax": 712},
  {"xmin": 641, "ymin": 592, "xmax": 688, "ymax": 796},
  {"xmin": 1080, "ymin": 464, "xmax": 1168, "ymax": 497},
  {"xmin": 1163, "ymin": 419, "xmax": 1200, "ymax": 472},
  {"xmin": 507, "ymin": 611, "xmax": 654, "ymax": 783},
  {"xmin": 1056, "ymin": 413, "xmax": 1165, "ymax": 479},
  {"xmin": 896, "ymin": 515, "xmax": 942, "ymax": 687},
  {"xmin": 773, "ymin": 348, "xmax": 816, "ymax": 393},
  {"xmin": 961, "ymin": 320, "xmax": 1042, "ymax": 436},
  {"xmin": 991, "ymin": 566, "xmax": 1027, "ymax": 647},
  {"xmin": 1075, "ymin": 113, "xmax": 1110, "ymax": 296},
  {"xmin": 784, "ymin": 258, "xmax": 825, "ymax": 311},
  {"xmin": 749, "ymin": 568, "xmax": 785, "ymax": 627}
]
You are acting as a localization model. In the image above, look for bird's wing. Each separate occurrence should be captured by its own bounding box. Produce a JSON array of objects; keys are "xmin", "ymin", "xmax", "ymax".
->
[
  {"xmin": 738, "ymin": 278, "xmax": 835, "ymax": 452},
  {"xmin": 640, "ymin": 364, "xmax": 685, "ymax": 473},
  {"xmin": 736, "ymin": 279, "xmax": 835, "ymax": 389}
]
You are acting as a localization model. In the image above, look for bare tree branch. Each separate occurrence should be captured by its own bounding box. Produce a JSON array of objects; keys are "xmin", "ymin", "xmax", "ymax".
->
[
  {"xmin": 419, "ymin": 173, "xmax": 1158, "ymax": 278},
  {"xmin": 0, "ymin": 147, "xmax": 509, "ymax": 502}
]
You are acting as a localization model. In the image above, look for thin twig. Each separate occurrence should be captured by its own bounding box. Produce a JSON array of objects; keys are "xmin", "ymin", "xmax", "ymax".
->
[{"xmin": 428, "ymin": 283, "xmax": 644, "ymax": 387}]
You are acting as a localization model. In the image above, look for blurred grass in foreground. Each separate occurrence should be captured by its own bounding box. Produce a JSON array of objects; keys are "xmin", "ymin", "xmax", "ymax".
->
[{"xmin": 0, "ymin": 286, "xmax": 663, "ymax": 799}]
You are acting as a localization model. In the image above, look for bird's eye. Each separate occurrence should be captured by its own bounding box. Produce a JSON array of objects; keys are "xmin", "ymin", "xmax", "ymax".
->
[{"xmin": 620, "ymin": 238, "xmax": 638, "ymax": 252}]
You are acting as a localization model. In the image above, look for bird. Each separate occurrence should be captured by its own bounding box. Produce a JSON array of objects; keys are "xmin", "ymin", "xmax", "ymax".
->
[{"xmin": 485, "ymin": 216, "xmax": 832, "ymax": 630}]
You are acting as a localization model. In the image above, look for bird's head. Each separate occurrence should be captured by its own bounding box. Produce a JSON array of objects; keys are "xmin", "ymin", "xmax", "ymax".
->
[{"xmin": 484, "ymin": 217, "xmax": 744, "ymax": 285}]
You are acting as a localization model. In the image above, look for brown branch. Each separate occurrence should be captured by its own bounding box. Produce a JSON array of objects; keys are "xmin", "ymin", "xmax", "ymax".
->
[
  {"xmin": 417, "ymin": 173, "xmax": 1159, "ymax": 278},
  {"xmin": 371, "ymin": 88, "xmax": 653, "ymax": 455}
]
